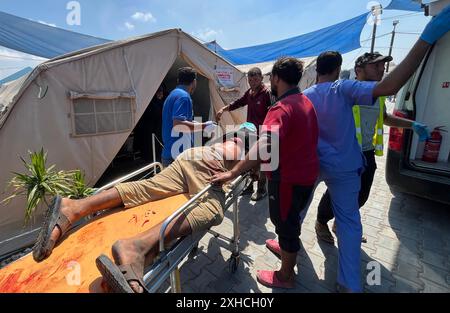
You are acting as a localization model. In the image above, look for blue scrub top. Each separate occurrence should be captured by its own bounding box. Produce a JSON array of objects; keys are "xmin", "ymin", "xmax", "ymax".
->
[
  {"xmin": 161, "ymin": 86, "xmax": 194, "ymax": 160},
  {"xmin": 303, "ymin": 79, "xmax": 377, "ymax": 172}
]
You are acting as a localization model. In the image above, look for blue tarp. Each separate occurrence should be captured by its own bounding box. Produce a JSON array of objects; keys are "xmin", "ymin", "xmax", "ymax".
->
[
  {"xmin": 0, "ymin": 10, "xmax": 368, "ymax": 66},
  {"xmin": 385, "ymin": 0, "xmax": 423, "ymax": 12},
  {"xmin": 0, "ymin": 11, "xmax": 110, "ymax": 59},
  {"xmin": 204, "ymin": 13, "xmax": 368, "ymax": 65},
  {"xmin": 0, "ymin": 67, "xmax": 33, "ymax": 84}
]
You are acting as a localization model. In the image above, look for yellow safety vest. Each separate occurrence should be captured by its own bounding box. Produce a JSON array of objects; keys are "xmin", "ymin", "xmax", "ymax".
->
[{"xmin": 352, "ymin": 96, "xmax": 385, "ymax": 157}]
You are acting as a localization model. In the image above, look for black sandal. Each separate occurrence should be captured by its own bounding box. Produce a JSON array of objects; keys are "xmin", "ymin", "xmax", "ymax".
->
[
  {"xmin": 33, "ymin": 196, "xmax": 72, "ymax": 262},
  {"xmin": 96, "ymin": 254, "xmax": 148, "ymax": 293}
]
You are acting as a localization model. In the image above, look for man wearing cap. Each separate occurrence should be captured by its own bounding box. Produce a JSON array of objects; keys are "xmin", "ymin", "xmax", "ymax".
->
[
  {"xmin": 216, "ymin": 67, "xmax": 272, "ymax": 201},
  {"xmin": 315, "ymin": 52, "xmax": 430, "ymax": 245},
  {"xmin": 302, "ymin": 5, "xmax": 450, "ymax": 292}
]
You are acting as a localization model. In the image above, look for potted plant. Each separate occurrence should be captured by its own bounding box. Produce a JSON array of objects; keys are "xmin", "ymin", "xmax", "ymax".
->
[{"xmin": 2, "ymin": 148, "xmax": 95, "ymax": 224}]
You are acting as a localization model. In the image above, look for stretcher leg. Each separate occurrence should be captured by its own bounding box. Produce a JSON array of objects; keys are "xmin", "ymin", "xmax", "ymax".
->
[
  {"xmin": 228, "ymin": 199, "xmax": 240, "ymax": 273},
  {"xmin": 170, "ymin": 267, "xmax": 181, "ymax": 293}
]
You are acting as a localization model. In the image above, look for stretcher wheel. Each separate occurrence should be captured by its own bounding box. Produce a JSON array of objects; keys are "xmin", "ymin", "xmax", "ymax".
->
[{"xmin": 228, "ymin": 254, "xmax": 240, "ymax": 273}]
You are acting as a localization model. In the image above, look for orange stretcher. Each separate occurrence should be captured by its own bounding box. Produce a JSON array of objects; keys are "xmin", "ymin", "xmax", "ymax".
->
[
  {"xmin": 0, "ymin": 193, "xmax": 189, "ymax": 293},
  {"xmin": 0, "ymin": 162, "xmax": 250, "ymax": 293}
]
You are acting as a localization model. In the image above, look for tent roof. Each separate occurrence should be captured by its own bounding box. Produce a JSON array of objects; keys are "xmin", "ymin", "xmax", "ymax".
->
[{"xmin": 0, "ymin": 28, "xmax": 239, "ymax": 128}]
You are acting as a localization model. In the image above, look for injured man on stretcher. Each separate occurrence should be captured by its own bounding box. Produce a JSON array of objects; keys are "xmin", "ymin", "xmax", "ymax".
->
[{"xmin": 32, "ymin": 128, "xmax": 255, "ymax": 293}]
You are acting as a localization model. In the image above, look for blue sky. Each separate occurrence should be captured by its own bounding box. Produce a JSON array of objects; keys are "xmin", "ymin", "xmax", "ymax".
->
[{"xmin": 0, "ymin": 0, "xmax": 430, "ymax": 79}]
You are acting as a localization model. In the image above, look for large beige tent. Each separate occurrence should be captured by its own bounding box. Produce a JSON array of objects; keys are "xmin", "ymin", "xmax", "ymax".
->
[{"xmin": 0, "ymin": 29, "xmax": 248, "ymax": 257}]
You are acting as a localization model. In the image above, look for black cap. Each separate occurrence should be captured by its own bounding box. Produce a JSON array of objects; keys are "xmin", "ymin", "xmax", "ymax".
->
[{"xmin": 355, "ymin": 52, "xmax": 393, "ymax": 68}]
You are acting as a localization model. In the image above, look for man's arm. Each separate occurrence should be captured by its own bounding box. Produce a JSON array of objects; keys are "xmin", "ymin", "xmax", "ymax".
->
[
  {"xmin": 373, "ymin": 40, "xmax": 430, "ymax": 98},
  {"xmin": 216, "ymin": 91, "xmax": 249, "ymax": 121},
  {"xmin": 211, "ymin": 135, "xmax": 269, "ymax": 184},
  {"xmin": 173, "ymin": 120, "xmax": 213, "ymax": 132},
  {"xmin": 383, "ymin": 111, "xmax": 413, "ymax": 128},
  {"xmin": 383, "ymin": 111, "xmax": 430, "ymax": 141},
  {"xmin": 373, "ymin": 5, "xmax": 450, "ymax": 98}
]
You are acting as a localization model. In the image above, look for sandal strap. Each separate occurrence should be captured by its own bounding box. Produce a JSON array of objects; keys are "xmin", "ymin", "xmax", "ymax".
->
[
  {"xmin": 118, "ymin": 264, "xmax": 148, "ymax": 292},
  {"xmin": 55, "ymin": 213, "xmax": 72, "ymax": 236}
]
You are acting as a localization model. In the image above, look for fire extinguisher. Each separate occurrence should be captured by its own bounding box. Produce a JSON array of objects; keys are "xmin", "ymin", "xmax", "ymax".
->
[{"xmin": 422, "ymin": 126, "xmax": 447, "ymax": 163}]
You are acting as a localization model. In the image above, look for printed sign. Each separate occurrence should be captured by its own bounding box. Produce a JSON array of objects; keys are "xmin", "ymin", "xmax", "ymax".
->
[{"xmin": 216, "ymin": 66, "xmax": 234, "ymax": 88}]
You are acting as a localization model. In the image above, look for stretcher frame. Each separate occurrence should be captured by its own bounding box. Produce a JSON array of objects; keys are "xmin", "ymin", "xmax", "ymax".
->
[{"xmin": 95, "ymin": 161, "xmax": 251, "ymax": 293}]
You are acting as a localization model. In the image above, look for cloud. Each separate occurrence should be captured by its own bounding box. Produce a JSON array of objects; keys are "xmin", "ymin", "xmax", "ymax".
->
[
  {"xmin": 191, "ymin": 28, "xmax": 222, "ymax": 41},
  {"xmin": 124, "ymin": 22, "xmax": 135, "ymax": 30},
  {"xmin": 0, "ymin": 48, "xmax": 46, "ymax": 61},
  {"xmin": 37, "ymin": 20, "xmax": 56, "ymax": 27},
  {"xmin": 131, "ymin": 12, "xmax": 156, "ymax": 23}
]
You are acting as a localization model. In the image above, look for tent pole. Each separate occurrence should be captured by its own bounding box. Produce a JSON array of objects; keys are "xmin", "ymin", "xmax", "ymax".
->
[
  {"xmin": 386, "ymin": 20, "xmax": 399, "ymax": 73},
  {"xmin": 370, "ymin": 4, "xmax": 383, "ymax": 53},
  {"xmin": 152, "ymin": 133, "xmax": 157, "ymax": 172}
]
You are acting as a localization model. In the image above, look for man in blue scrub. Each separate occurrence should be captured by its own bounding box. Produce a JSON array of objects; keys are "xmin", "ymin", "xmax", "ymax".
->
[
  {"xmin": 303, "ymin": 6, "xmax": 450, "ymax": 292},
  {"xmin": 161, "ymin": 67, "xmax": 215, "ymax": 167}
]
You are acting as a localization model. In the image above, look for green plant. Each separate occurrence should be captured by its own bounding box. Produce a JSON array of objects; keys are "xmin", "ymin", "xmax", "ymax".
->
[
  {"xmin": 68, "ymin": 170, "xmax": 96, "ymax": 200},
  {"xmin": 2, "ymin": 148, "xmax": 95, "ymax": 224}
]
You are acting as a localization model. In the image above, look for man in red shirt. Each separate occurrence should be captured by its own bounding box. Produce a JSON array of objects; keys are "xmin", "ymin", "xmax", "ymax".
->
[
  {"xmin": 216, "ymin": 67, "xmax": 272, "ymax": 201},
  {"xmin": 212, "ymin": 57, "xmax": 319, "ymax": 289}
]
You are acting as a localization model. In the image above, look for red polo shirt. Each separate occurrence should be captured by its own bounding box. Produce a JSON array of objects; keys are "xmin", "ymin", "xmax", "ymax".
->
[
  {"xmin": 262, "ymin": 88, "xmax": 319, "ymax": 186},
  {"xmin": 229, "ymin": 84, "xmax": 272, "ymax": 128}
]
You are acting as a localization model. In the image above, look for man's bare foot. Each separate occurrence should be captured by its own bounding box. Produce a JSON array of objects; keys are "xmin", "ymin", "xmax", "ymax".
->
[
  {"xmin": 46, "ymin": 198, "xmax": 81, "ymax": 249},
  {"xmin": 111, "ymin": 239, "xmax": 147, "ymax": 293}
]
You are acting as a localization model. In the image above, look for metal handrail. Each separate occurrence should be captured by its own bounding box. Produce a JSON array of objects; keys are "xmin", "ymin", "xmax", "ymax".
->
[
  {"xmin": 94, "ymin": 162, "xmax": 163, "ymax": 194},
  {"xmin": 158, "ymin": 184, "xmax": 213, "ymax": 253},
  {"xmin": 158, "ymin": 174, "xmax": 248, "ymax": 253}
]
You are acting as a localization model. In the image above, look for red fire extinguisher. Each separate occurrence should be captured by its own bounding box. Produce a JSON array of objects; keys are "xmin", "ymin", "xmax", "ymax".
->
[{"xmin": 422, "ymin": 126, "xmax": 447, "ymax": 163}]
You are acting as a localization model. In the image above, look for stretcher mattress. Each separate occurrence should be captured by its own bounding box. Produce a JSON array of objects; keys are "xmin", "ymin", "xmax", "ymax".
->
[{"xmin": 0, "ymin": 194, "xmax": 189, "ymax": 293}]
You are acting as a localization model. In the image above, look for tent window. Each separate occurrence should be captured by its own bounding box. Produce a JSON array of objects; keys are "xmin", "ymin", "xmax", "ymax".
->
[{"xmin": 72, "ymin": 97, "xmax": 133, "ymax": 136}]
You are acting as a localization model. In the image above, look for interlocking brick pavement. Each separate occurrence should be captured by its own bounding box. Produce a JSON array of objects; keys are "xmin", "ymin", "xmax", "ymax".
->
[{"xmin": 177, "ymin": 133, "xmax": 450, "ymax": 293}]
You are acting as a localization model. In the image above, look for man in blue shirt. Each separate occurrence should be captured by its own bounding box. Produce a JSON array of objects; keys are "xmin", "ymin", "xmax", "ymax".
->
[
  {"xmin": 161, "ymin": 67, "xmax": 214, "ymax": 167},
  {"xmin": 303, "ymin": 5, "xmax": 450, "ymax": 292}
]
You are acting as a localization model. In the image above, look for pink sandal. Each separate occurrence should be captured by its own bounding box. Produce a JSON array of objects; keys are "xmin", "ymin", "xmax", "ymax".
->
[
  {"xmin": 265, "ymin": 239, "xmax": 281, "ymax": 258},
  {"xmin": 256, "ymin": 270, "xmax": 295, "ymax": 289}
]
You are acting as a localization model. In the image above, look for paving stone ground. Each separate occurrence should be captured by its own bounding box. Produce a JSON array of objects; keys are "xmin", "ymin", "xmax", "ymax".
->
[{"xmin": 178, "ymin": 121, "xmax": 450, "ymax": 293}]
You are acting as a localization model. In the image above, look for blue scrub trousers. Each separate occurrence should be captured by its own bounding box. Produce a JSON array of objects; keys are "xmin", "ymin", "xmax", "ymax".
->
[
  {"xmin": 321, "ymin": 167, "xmax": 362, "ymax": 292},
  {"xmin": 299, "ymin": 167, "xmax": 363, "ymax": 292}
]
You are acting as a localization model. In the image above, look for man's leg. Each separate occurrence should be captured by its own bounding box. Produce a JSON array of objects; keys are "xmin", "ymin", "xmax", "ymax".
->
[
  {"xmin": 104, "ymin": 190, "xmax": 225, "ymax": 293},
  {"xmin": 43, "ymin": 189, "xmax": 124, "ymax": 256},
  {"xmin": 258, "ymin": 181, "xmax": 313, "ymax": 288},
  {"xmin": 41, "ymin": 159, "xmax": 187, "ymax": 259},
  {"xmin": 323, "ymin": 169, "xmax": 362, "ymax": 292},
  {"xmin": 359, "ymin": 150, "xmax": 377, "ymax": 208},
  {"xmin": 108, "ymin": 212, "xmax": 192, "ymax": 293},
  {"xmin": 315, "ymin": 189, "xmax": 335, "ymax": 244}
]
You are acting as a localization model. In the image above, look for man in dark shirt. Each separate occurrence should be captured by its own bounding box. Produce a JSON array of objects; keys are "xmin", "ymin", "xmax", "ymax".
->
[
  {"xmin": 212, "ymin": 58, "xmax": 319, "ymax": 289},
  {"xmin": 216, "ymin": 67, "xmax": 272, "ymax": 201}
]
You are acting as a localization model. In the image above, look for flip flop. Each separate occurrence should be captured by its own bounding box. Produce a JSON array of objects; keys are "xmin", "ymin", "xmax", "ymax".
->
[
  {"xmin": 265, "ymin": 239, "xmax": 281, "ymax": 258},
  {"xmin": 96, "ymin": 254, "xmax": 148, "ymax": 293},
  {"xmin": 33, "ymin": 195, "xmax": 72, "ymax": 262},
  {"xmin": 256, "ymin": 270, "xmax": 295, "ymax": 289}
]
